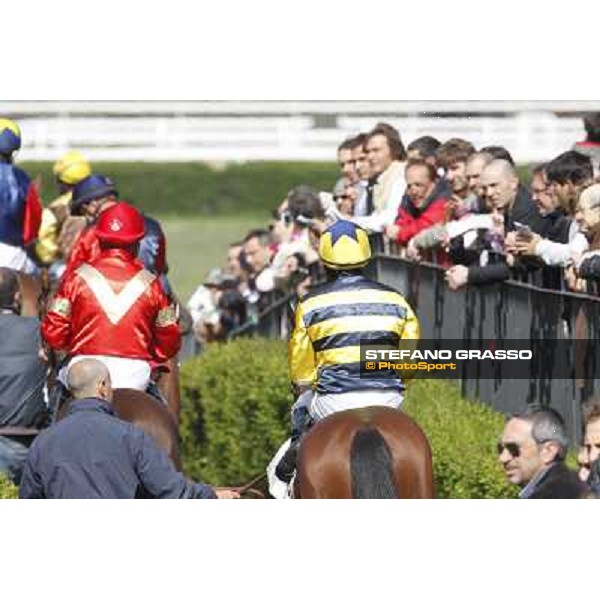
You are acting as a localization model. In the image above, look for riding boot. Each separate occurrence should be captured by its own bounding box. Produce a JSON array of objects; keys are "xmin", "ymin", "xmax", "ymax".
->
[
  {"xmin": 146, "ymin": 381, "xmax": 168, "ymax": 406},
  {"xmin": 274, "ymin": 405, "xmax": 312, "ymax": 483},
  {"xmin": 274, "ymin": 437, "xmax": 301, "ymax": 484},
  {"xmin": 47, "ymin": 381, "xmax": 70, "ymax": 424}
]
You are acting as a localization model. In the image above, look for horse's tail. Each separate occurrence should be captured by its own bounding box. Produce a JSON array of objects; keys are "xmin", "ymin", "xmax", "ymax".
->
[{"xmin": 350, "ymin": 427, "xmax": 396, "ymax": 498}]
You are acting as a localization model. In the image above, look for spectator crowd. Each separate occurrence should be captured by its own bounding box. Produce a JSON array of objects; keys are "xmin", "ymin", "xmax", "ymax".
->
[
  {"xmin": 181, "ymin": 113, "xmax": 600, "ymax": 498},
  {"xmin": 188, "ymin": 113, "xmax": 600, "ymax": 347},
  {"xmin": 3, "ymin": 112, "xmax": 600, "ymax": 498}
]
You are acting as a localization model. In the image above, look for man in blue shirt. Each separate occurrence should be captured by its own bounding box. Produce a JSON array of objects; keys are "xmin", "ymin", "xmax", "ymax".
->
[{"xmin": 19, "ymin": 358, "xmax": 238, "ymax": 499}]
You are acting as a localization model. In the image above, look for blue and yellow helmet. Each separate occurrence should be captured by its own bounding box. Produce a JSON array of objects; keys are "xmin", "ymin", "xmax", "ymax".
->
[
  {"xmin": 0, "ymin": 118, "xmax": 21, "ymax": 154},
  {"xmin": 318, "ymin": 220, "xmax": 372, "ymax": 270}
]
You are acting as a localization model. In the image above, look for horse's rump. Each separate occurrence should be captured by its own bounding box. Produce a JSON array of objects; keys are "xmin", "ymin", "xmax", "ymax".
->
[
  {"xmin": 296, "ymin": 406, "xmax": 434, "ymax": 499},
  {"xmin": 113, "ymin": 389, "xmax": 181, "ymax": 469}
]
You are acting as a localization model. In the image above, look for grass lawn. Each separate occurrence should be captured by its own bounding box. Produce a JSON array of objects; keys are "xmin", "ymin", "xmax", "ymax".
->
[{"xmin": 161, "ymin": 214, "xmax": 265, "ymax": 302}]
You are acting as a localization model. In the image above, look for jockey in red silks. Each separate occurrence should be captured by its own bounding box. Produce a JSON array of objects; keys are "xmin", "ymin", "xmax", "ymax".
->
[
  {"xmin": 42, "ymin": 202, "xmax": 180, "ymax": 393},
  {"xmin": 0, "ymin": 118, "xmax": 42, "ymax": 274}
]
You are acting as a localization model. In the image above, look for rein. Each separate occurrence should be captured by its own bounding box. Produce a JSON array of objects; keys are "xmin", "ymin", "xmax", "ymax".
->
[{"xmin": 232, "ymin": 472, "xmax": 267, "ymax": 499}]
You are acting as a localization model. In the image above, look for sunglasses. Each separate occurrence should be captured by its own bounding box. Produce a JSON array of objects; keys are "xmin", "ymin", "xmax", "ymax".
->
[
  {"xmin": 497, "ymin": 442, "xmax": 521, "ymax": 458},
  {"xmin": 498, "ymin": 439, "xmax": 554, "ymax": 458},
  {"xmin": 271, "ymin": 210, "xmax": 292, "ymax": 225}
]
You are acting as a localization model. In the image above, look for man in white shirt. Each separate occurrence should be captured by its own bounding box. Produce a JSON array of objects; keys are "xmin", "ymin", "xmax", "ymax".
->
[{"xmin": 352, "ymin": 123, "xmax": 407, "ymax": 233}]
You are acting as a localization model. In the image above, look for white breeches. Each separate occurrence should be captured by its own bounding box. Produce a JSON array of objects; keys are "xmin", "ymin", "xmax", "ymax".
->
[
  {"xmin": 59, "ymin": 355, "xmax": 152, "ymax": 391},
  {"xmin": 0, "ymin": 242, "xmax": 38, "ymax": 275},
  {"xmin": 293, "ymin": 389, "xmax": 404, "ymax": 421}
]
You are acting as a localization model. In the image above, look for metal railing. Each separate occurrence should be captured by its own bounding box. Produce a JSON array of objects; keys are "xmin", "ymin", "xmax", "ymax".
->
[
  {"xmin": 375, "ymin": 254, "xmax": 600, "ymax": 441},
  {"xmin": 240, "ymin": 247, "xmax": 600, "ymax": 442}
]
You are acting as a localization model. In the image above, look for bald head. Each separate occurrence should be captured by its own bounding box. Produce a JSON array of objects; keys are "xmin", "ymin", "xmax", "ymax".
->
[
  {"xmin": 579, "ymin": 183, "xmax": 600, "ymax": 210},
  {"xmin": 484, "ymin": 159, "xmax": 518, "ymax": 180},
  {"xmin": 466, "ymin": 151, "xmax": 494, "ymax": 173},
  {"xmin": 480, "ymin": 159, "xmax": 520, "ymax": 209},
  {"xmin": 67, "ymin": 359, "xmax": 112, "ymax": 401},
  {"xmin": 575, "ymin": 184, "xmax": 600, "ymax": 239}
]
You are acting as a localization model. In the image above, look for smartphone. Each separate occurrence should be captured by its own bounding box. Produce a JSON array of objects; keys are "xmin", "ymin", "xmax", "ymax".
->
[
  {"xmin": 296, "ymin": 214, "xmax": 316, "ymax": 227},
  {"xmin": 324, "ymin": 205, "xmax": 343, "ymax": 222},
  {"xmin": 514, "ymin": 221, "xmax": 533, "ymax": 241}
]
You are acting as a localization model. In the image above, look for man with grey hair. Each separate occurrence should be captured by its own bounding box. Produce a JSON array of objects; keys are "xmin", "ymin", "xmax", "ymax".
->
[
  {"xmin": 19, "ymin": 358, "xmax": 239, "ymax": 499},
  {"xmin": 569, "ymin": 184, "xmax": 600, "ymax": 289},
  {"xmin": 497, "ymin": 406, "xmax": 585, "ymax": 499}
]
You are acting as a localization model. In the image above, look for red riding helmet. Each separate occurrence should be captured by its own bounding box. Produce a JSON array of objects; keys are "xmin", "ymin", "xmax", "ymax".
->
[{"xmin": 95, "ymin": 202, "xmax": 145, "ymax": 246}]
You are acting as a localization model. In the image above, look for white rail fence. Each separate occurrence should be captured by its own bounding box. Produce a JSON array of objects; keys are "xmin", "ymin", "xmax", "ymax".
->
[{"xmin": 1, "ymin": 101, "xmax": 597, "ymax": 163}]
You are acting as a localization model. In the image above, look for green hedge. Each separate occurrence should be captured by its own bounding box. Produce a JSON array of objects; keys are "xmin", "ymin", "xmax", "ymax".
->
[
  {"xmin": 21, "ymin": 161, "xmax": 339, "ymax": 217},
  {"xmin": 180, "ymin": 338, "xmax": 293, "ymax": 485},
  {"xmin": 180, "ymin": 338, "xmax": 516, "ymax": 498},
  {"xmin": 0, "ymin": 473, "xmax": 18, "ymax": 499},
  {"xmin": 403, "ymin": 380, "xmax": 516, "ymax": 498},
  {"xmin": 21, "ymin": 160, "xmax": 532, "ymax": 219}
]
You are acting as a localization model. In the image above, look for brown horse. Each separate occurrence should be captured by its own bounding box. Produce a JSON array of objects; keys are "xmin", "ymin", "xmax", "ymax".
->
[
  {"xmin": 58, "ymin": 389, "xmax": 181, "ymax": 470},
  {"xmin": 156, "ymin": 357, "xmax": 181, "ymax": 424},
  {"xmin": 294, "ymin": 406, "xmax": 435, "ymax": 499},
  {"xmin": 17, "ymin": 272, "xmax": 43, "ymax": 317}
]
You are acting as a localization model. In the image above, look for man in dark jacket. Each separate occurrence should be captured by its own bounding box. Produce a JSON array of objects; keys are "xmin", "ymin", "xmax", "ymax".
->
[
  {"xmin": 511, "ymin": 163, "xmax": 588, "ymax": 289},
  {"xmin": 573, "ymin": 113, "xmax": 600, "ymax": 178},
  {"xmin": 0, "ymin": 267, "xmax": 48, "ymax": 484},
  {"xmin": 498, "ymin": 406, "xmax": 585, "ymax": 499},
  {"xmin": 573, "ymin": 184, "xmax": 600, "ymax": 283},
  {"xmin": 19, "ymin": 358, "xmax": 238, "ymax": 499},
  {"xmin": 446, "ymin": 159, "xmax": 546, "ymax": 290}
]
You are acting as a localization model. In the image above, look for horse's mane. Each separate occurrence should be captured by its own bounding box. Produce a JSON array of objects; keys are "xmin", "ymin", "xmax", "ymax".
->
[{"xmin": 350, "ymin": 426, "xmax": 396, "ymax": 499}]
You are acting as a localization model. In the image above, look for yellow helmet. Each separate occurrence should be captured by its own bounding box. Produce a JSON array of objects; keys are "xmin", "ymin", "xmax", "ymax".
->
[
  {"xmin": 0, "ymin": 118, "xmax": 21, "ymax": 154},
  {"xmin": 53, "ymin": 150, "xmax": 92, "ymax": 185},
  {"xmin": 319, "ymin": 220, "xmax": 372, "ymax": 270}
]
